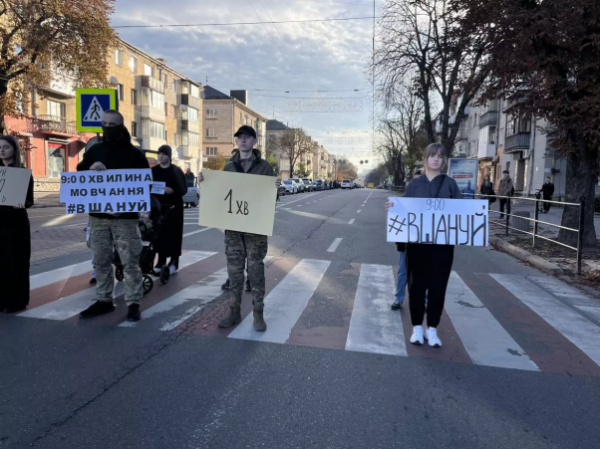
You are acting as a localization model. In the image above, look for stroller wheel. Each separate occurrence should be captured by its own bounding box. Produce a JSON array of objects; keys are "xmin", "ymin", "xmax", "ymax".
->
[
  {"xmin": 143, "ymin": 275, "xmax": 154, "ymax": 295},
  {"xmin": 160, "ymin": 265, "xmax": 170, "ymax": 285},
  {"xmin": 115, "ymin": 266, "xmax": 124, "ymax": 282}
]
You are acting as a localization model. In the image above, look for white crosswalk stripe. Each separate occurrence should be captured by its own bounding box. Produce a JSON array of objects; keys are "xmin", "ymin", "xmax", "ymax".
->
[{"xmin": 20, "ymin": 255, "xmax": 600, "ymax": 373}]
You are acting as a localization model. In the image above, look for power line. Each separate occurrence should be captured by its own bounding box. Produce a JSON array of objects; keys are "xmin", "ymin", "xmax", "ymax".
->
[{"xmin": 112, "ymin": 16, "xmax": 378, "ymax": 29}]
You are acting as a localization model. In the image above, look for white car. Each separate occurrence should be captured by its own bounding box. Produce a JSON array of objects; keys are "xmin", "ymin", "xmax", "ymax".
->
[
  {"xmin": 282, "ymin": 180, "xmax": 298, "ymax": 194},
  {"xmin": 341, "ymin": 179, "xmax": 353, "ymax": 189}
]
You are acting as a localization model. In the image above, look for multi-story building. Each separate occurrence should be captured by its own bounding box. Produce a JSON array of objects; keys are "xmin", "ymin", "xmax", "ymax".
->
[
  {"xmin": 110, "ymin": 40, "xmax": 204, "ymax": 173},
  {"xmin": 202, "ymin": 86, "xmax": 267, "ymax": 164}
]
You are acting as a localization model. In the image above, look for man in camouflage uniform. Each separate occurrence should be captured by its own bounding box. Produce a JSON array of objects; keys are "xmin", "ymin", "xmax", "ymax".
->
[
  {"xmin": 199, "ymin": 125, "xmax": 275, "ymax": 331},
  {"xmin": 77, "ymin": 110, "xmax": 150, "ymax": 322}
]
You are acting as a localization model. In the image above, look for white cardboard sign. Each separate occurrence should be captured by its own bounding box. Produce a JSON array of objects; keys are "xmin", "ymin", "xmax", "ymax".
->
[
  {"xmin": 0, "ymin": 166, "xmax": 31, "ymax": 207},
  {"xmin": 387, "ymin": 197, "xmax": 489, "ymax": 246}
]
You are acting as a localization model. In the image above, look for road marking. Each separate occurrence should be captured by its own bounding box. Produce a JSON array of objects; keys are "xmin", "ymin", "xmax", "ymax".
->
[
  {"xmin": 31, "ymin": 261, "xmax": 93, "ymax": 290},
  {"xmin": 229, "ymin": 259, "xmax": 331, "ymax": 343},
  {"xmin": 41, "ymin": 214, "xmax": 76, "ymax": 227},
  {"xmin": 492, "ymin": 274, "xmax": 600, "ymax": 367},
  {"xmin": 183, "ymin": 227, "xmax": 213, "ymax": 238},
  {"xmin": 445, "ymin": 272, "xmax": 538, "ymax": 371},
  {"xmin": 527, "ymin": 276, "xmax": 597, "ymax": 306},
  {"xmin": 346, "ymin": 264, "xmax": 407, "ymax": 356},
  {"xmin": 348, "ymin": 219, "xmax": 355, "ymax": 225},
  {"xmin": 327, "ymin": 238, "xmax": 343, "ymax": 253}
]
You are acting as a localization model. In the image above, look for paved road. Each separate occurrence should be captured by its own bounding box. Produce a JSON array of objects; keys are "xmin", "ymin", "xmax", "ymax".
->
[{"xmin": 2, "ymin": 188, "xmax": 600, "ymax": 448}]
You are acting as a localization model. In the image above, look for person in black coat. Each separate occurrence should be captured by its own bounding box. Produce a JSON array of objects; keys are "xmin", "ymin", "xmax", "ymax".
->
[
  {"xmin": 0, "ymin": 136, "xmax": 34, "ymax": 313},
  {"xmin": 152, "ymin": 145, "xmax": 187, "ymax": 275},
  {"xmin": 541, "ymin": 176, "xmax": 555, "ymax": 213}
]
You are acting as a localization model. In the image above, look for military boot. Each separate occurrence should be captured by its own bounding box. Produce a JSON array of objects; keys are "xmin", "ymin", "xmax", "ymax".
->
[
  {"xmin": 253, "ymin": 308, "xmax": 267, "ymax": 332},
  {"xmin": 218, "ymin": 306, "xmax": 242, "ymax": 328}
]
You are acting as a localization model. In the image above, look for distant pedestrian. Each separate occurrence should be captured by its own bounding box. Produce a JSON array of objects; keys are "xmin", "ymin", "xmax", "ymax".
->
[
  {"xmin": 480, "ymin": 174, "xmax": 496, "ymax": 205},
  {"xmin": 0, "ymin": 136, "xmax": 34, "ymax": 313},
  {"xmin": 76, "ymin": 110, "xmax": 149, "ymax": 322},
  {"xmin": 498, "ymin": 170, "xmax": 514, "ymax": 219},
  {"xmin": 152, "ymin": 145, "xmax": 187, "ymax": 275},
  {"xmin": 185, "ymin": 167, "xmax": 195, "ymax": 187},
  {"xmin": 399, "ymin": 143, "xmax": 462, "ymax": 347},
  {"xmin": 541, "ymin": 176, "xmax": 555, "ymax": 213},
  {"xmin": 198, "ymin": 125, "xmax": 276, "ymax": 332}
]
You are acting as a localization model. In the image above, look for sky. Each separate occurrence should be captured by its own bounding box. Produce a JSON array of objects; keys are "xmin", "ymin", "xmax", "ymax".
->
[{"xmin": 112, "ymin": 0, "xmax": 381, "ymax": 171}]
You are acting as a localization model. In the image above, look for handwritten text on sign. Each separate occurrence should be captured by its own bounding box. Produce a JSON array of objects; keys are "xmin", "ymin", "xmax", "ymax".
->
[
  {"xmin": 59, "ymin": 169, "xmax": 153, "ymax": 214},
  {"xmin": 199, "ymin": 170, "xmax": 277, "ymax": 236},
  {"xmin": 386, "ymin": 197, "xmax": 489, "ymax": 246},
  {"xmin": 0, "ymin": 166, "xmax": 32, "ymax": 207}
]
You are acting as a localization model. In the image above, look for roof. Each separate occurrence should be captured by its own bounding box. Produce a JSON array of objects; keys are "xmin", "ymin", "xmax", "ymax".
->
[
  {"xmin": 203, "ymin": 85, "xmax": 231, "ymax": 100},
  {"xmin": 266, "ymin": 120, "xmax": 289, "ymax": 131}
]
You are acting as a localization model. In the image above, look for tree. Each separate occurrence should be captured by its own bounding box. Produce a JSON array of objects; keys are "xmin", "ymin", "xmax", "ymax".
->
[
  {"xmin": 296, "ymin": 162, "xmax": 309, "ymax": 178},
  {"xmin": 204, "ymin": 154, "xmax": 226, "ymax": 171},
  {"xmin": 373, "ymin": 0, "xmax": 493, "ymax": 155},
  {"xmin": 0, "ymin": 0, "xmax": 116, "ymax": 134},
  {"xmin": 456, "ymin": 0, "xmax": 599, "ymax": 247},
  {"xmin": 274, "ymin": 128, "xmax": 312, "ymax": 178},
  {"xmin": 336, "ymin": 159, "xmax": 358, "ymax": 181},
  {"xmin": 366, "ymin": 162, "xmax": 388, "ymax": 186},
  {"xmin": 266, "ymin": 154, "xmax": 280, "ymax": 176}
]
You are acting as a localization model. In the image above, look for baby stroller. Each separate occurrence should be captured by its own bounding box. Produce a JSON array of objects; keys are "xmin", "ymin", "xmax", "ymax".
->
[{"xmin": 114, "ymin": 196, "xmax": 173, "ymax": 295}]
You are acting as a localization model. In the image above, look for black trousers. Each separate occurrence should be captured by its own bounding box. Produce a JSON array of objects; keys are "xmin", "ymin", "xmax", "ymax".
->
[
  {"xmin": 499, "ymin": 198, "xmax": 511, "ymax": 216},
  {"xmin": 543, "ymin": 194, "xmax": 552, "ymax": 211},
  {"xmin": 406, "ymin": 244, "xmax": 454, "ymax": 328}
]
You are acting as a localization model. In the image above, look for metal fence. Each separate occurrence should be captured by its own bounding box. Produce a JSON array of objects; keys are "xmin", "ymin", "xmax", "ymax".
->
[
  {"xmin": 476, "ymin": 193, "xmax": 585, "ymax": 275},
  {"xmin": 33, "ymin": 179, "xmax": 62, "ymax": 208}
]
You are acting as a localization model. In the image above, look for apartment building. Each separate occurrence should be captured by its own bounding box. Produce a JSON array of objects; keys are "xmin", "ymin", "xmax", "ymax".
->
[
  {"xmin": 202, "ymin": 86, "xmax": 267, "ymax": 163},
  {"xmin": 110, "ymin": 40, "xmax": 204, "ymax": 173}
]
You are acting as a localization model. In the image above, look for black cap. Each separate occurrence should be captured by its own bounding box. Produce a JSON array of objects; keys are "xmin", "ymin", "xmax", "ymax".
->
[
  {"xmin": 234, "ymin": 125, "xmax": 257, "ymax": 139},
  {"xmin": 158, "ymin": 145, "xmax": 172, "ymax": 160}
]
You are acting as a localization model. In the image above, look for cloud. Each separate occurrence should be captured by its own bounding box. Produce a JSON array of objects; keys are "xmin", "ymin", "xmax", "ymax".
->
[{"xmin": 113, "ymin": 0, "xmax": 380, "ymax": 165}]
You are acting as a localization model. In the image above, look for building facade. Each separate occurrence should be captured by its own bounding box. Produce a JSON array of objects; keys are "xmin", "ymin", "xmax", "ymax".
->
[{"xmin": 202, "ymin": 87, "xmax": 267, "ymax": 164}]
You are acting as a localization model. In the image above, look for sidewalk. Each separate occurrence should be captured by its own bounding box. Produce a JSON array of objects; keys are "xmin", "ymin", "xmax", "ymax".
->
[{"xmin": 31, "ymin": 224, "xmax": 88, "ymax": 264}]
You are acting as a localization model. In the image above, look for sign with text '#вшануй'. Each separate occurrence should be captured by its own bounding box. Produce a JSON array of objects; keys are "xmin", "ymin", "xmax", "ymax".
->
[{"xmin": 386, "ymin": 197, "xmax": 489, "ymax": 246}]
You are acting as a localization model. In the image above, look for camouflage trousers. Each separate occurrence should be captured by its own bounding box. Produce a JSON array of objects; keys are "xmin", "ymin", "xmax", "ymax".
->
[
  {"xmin": 90, "ymin": 217, "xmax": 143, "ymax": 305},
  {"xmin": 224, "ymin": 231, "xmax": 268, "ymax": 310}
]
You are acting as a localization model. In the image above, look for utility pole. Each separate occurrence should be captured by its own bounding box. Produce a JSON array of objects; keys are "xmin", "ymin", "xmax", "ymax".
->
[{"xmin": 372, "ymin": 0, "xmax": 376, "ymax": 163}]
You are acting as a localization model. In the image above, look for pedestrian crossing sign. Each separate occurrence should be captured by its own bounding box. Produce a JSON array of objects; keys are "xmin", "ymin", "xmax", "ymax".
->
[{"xmin": 76, "ymin": 89, "xmax": 117, "ymax": 133}]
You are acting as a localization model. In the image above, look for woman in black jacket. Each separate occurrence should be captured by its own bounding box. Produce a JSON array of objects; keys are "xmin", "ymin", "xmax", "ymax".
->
[
  {"xmin": 403, "ymin": 143, "xmax": 462, "ymax": 348},
  {"xmin": 0, "ymin": 136, "xmax": 34, "ymax": 313},
  {"xmin": 151, "ymin": 145, "xmax": 187, "ymax": 275}
]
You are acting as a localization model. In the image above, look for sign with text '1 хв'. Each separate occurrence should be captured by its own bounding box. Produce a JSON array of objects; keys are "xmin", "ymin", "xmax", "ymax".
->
[
  {"xmin": 59, "ymin": 169, "xmax": 153, "ymax": 214},
  {"xmin": 0, "ymin": 166, "xmax": 32, "ymax": 207},
  {"xmin": 387, "ymin": 197, "xmax": 489, "ymax": 246},
  {"xmin": 76, "ymin": 88, "xmax": 117, "ymax": 133},
  {"xmin": 199, "ymin": 170, "xmax": 277, "ymax": 236}
]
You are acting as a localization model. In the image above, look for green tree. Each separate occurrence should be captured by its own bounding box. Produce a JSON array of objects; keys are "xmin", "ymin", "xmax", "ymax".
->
[
  {"xmin": 204, "ymin": 154, "xmax": 226, "ymax": 171},
  {"xmin": 267, "ymin": 154, "xmax": 280, "ymax": 176},
  {"xmin": 296, "ymin": 163, "xmax": 309, "ymax": 178},
  {"xmin": 0, "ymin": 0, "xmax": 116, "ymax": 133}
]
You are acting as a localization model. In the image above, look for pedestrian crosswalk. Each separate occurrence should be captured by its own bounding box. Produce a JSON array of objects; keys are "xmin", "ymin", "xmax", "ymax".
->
[{"xmin": 14, "ymin": 251, "xmax": 600, "ymax": 376}]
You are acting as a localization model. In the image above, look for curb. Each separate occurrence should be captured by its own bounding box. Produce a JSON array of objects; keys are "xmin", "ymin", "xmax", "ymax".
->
[{"xmin": 489, "ymin": 236, "xmax": 565, "ymax": 276}]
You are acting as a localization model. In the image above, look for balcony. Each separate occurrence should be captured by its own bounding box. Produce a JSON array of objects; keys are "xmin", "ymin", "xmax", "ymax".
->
[
  {"xmin": 180, "ymin": 94, "xmax": 201, "ymax": 110},
  {"xmin": 180, "ymin": 119, "xmax": 201, "ymax": 133},
  {"xmin": 27, "ymin": 115, "xmax": 79, "ymax": 135},
  {"xmin": 180, "ymin": 145, "xmax": 200, "ymax": 158},
  {"xmin": 477, "ymin": 143, "xmax": 496, "ymax": 159},
  {"xmin": 479, "ymin": 111, "xmax": 498, "ymax": 128},
  {"xmin": 504, "ymin": 132, "xmax": 531, "ymax": 153},
  {"xmin": 138, "ymin": 105, "xmax": 166, "ymax": 123},
  {"xmin": 139, "ymin": 75, "xmax": 164, "ymax": 93}
]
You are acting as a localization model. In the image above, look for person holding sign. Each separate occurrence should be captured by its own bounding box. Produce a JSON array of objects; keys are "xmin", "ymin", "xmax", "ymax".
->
[
  {"xmin": 151, "ymin": 145, "xmax": 187, "ymax": 275},
  {"xmin": 0, "ymin": 136, "xmax": 34, "ymax": 313},
  {"xmin": 392, "ymin": 143, "xmax": 462, "ymax": 348},
  {"xmin": 76, "ymin": 110, "xmax": 149, "ymax": 322},
  {"xmin": 198, "ymin": 125, "xmax": 275, "ymax": 332}
]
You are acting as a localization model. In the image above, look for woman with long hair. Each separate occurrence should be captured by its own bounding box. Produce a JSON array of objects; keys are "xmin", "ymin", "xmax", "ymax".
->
[
  {"xmin": 404, "ymin": 143, "xmax": 462, "ymax": 347},
  {"xmin": 0, "ymin": 136, "xmax": 34, "ymax": 313}
]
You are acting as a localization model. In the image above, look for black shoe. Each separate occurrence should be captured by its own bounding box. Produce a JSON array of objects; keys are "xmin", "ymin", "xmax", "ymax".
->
[
  {"xmin": 80, "ymin": 301, "xmax": 115, "ymax": 318},
  {"xmin": 127, "ymin": 304, "xmax": 141, "ymax": 322},
  {"xmin": 391, "ymin": 301, "xmax": 403, "ymax": 310},
  {"xmin": 245, "ymin": 279, "xmax": 252, "ymax": 292},
  {"xmin": 89, "ymin": 277, "xmax": 97, "ymax": 285},
  {"xmin": 222, "ymin": 279, "xmax": 230, "ymax": 290}
]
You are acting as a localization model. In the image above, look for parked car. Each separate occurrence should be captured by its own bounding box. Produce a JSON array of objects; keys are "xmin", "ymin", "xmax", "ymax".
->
[
  {"xmin": 277, "ymin": 180, "xmax": 287, "ymax": 197},
  {"xmin": 282, "ymin": 179, "xmax": 298, "ymax": 194},
  {"xmin": 315, "ymin": 179, "xmax": 326, "ymax": 191},
  {"xmin": 302, "ymin": 178, "xmax": 313, "ymax": 192},
  {"xmin": 312, "ymin": 180, "xmax": 319, "ymax": 191},
  {"xmin": 183, "ymin": 178, "xmax": 200, "ymax": 207},
  {"xmin": 290, "ymin": 178, "xmax": 305, "ymax": 193},
  {"xmin": 341, "ymin": 179, "xmax": 353, "ymax": 189}
]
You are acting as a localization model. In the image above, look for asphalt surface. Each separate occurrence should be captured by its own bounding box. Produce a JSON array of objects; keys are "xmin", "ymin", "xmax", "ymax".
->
[{"xmin": 3, "ymin": 188, "xmax": 600, "ymax": 448}]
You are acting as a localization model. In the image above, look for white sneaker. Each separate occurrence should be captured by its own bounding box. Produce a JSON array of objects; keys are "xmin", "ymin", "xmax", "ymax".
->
[
  {"xmin": 169, "ymin": 265, "xmax": 177, "ymax": 275},
  {"xmin": 425, "ymin": 327, "xmax": 442, "ymax": 348},
  {"xmin": 410, "ymin": 325, "xmax": 424, "ymax": 345}
]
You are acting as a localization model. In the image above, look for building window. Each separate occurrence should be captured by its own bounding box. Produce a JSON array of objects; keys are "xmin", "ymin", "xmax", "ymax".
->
[
  {"xmin": 142, "ymin": 88, "xmax": 165, "ymax": 110},
  {"xmin": 173, "ymin": 105, "xmax": 178, "ymax": 119},
  {"xmin": 131, "ymin": 89, "xmax": 138, "ymax": 106},
  {"xmin": 131, "ymin": 121, "xmax": 138, "ymax": 137},
  {"xmin": 173, "ymin": 133, "xmax": 178, "ymax": 147},
  {"xmin": 183, "ymin": 132, "xmax": 200, "ymax": 147},
  {"xmin": 115, "ymin": 49, "xmax": 124, "ymax": 66},
  {"xmin": 488, "ymin": 126, "xmax": 496, "ymax": 144},
  {"xmin": 206, "ymin": 147, "xmax": 218, "ymax": 156},
  {"xmin": 149, "ymin": 121, "xmax": 165, "ymax": 140},
  {"xmin": 191, "ymin": 84, "xmax": 200, "ymax": 98},
  {"xmin": 118, "ymin": 84, "xmax": 124, "ymax": 101},
  {"xmin": 183, "ymin": 107, "xmax": 199, "ymax": 122},
  {"xmin": 47, "ymin": 100, "xmax": 65, "ymax": 119},
  {"xmin": 206, "ymin": 108, "xmax": 217, "ymax": 118},
  {"xmin": 164, "ymin": 130, "xmax": 168, "ymax": 141},
  {"xmin": 165, "ymin": 102, "xmax": 168, "ymax": 115},
  {"xmin": 162, "ymin": 73, "xmax": 168, "ymax": 85},
  {"xmin": 173, "ymin": 80, "xmax": 177, "ymax": 93},
  {"xmin": 206, "ymin": 128, "xmax": 216, "ymax": 138},
  {"xmin": 144, "ymin": 64, "xmax": 153, "ymax": 77},
  {"xmin": 129, "ymin": 56, "xmax": 137, "ymax": 73},
  {"xmin": 239, "ymin": 112, "xmax": 242, "ymax": 124},
  {"xmin": 47, "ymin": 144, "xmax": 65, "ymax": 178}
]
